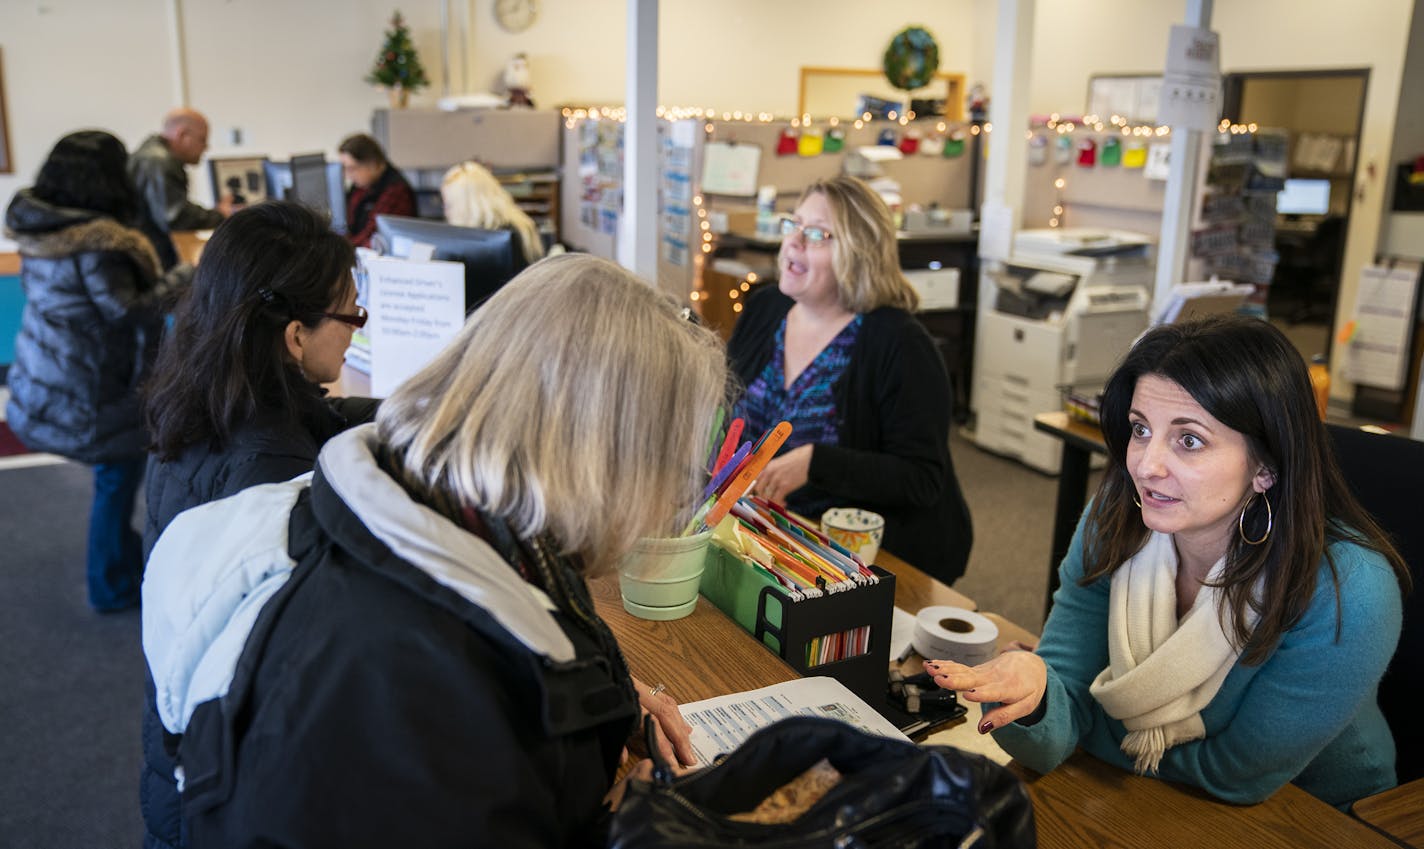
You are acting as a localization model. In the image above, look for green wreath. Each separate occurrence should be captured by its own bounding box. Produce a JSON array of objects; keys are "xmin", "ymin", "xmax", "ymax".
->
[{"xmin": 883, "ymin": 26, "xmax": 940, "ymax": 91}]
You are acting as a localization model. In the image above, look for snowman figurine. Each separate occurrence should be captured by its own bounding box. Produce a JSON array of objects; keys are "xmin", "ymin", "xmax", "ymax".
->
[{"xmin": 504, "ymin": 52, "xmax": 535, "ymax": 108}]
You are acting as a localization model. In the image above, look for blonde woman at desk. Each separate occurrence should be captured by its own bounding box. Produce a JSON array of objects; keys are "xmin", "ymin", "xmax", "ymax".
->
[
  {"xmin": 726, "ymin": 175, "xmax": 973, "ymax": 585},
  {"xmin": 441, "ymin": 160, "xmax": 545, "ymax": 267},
  {"xmin": 142, "ymin": 255, "xmax": 718, "ymax": 847},
  {"xmin": 926, "ymin": 316, "xmax": 1409, "ymax": 808}
]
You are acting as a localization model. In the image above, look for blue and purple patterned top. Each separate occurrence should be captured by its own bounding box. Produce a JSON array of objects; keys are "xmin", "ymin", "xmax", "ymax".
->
[{"xmin": 734, "ymin": 315, "xmax": 862, "ymax": 514}]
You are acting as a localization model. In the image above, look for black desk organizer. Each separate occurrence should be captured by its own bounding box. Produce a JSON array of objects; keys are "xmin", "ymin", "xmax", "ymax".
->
[{"xmin": 700, "ymin": 543, "xmax": 895, "ymax": 711}]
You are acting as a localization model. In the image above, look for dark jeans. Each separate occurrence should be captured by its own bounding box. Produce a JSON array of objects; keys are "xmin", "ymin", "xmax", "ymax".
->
[{"xmin": 88, "ymin": 457, "xmax": 144, "ymax": 610}]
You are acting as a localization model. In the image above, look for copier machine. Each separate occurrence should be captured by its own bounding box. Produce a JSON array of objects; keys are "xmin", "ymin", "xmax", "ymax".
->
[{"xmin": 973, "ymin": 228, "xmax": 1153, "ymax": 474}]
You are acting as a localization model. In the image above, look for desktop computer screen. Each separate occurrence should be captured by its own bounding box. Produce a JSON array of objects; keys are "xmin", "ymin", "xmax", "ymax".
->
[
  {"xmin": 288, "ymin": 153, "xmax": 331, "ymax": 215},
  {"xmin": 1276, "ymin": 178, "xmax": 1331, "ymax": 217},
  {"xmin": 262, "ymin": 156, "xmax": 347, "ymax": 234}
]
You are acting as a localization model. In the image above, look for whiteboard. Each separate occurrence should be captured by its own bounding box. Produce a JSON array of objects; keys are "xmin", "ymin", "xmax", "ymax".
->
[{"xmin": 700, "ymin": 141, "xmax": 761, "ymax": 197}]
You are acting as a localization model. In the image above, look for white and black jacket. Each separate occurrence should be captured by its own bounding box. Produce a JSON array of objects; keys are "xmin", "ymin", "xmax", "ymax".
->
[{"xmin": 142, "ymin": 425, "xmax": 638, "ymax": 848}]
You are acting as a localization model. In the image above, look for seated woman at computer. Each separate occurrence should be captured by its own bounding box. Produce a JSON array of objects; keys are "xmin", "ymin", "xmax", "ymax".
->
[
  {"xmin": 142, "ymin": 254, "xmax": 718, "ymax": 846},
  {"xmin": 441, "ymin": 160, "xmax": 545, "ymax": 268},
  {"xmin": 726, "ymin": 175, "xmax": 973, "ymax": 586},
  {"xmin": 925, "ymin": 316, "xmax": 1408, "ymax": 808},
  {"xmin": 337, "ymin": 132, "xmax": 416, "ymax": 248}
]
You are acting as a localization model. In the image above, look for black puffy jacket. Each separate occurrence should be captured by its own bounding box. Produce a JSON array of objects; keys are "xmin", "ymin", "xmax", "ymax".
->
[{"xmin": 4, "ymin": 191, "xmax": 189, "ymax": 463}]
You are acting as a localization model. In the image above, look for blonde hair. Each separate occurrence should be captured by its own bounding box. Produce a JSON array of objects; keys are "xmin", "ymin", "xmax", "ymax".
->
[
  {"xmin": 440, "ymin": 161, "xmax": 545, "ymax": 266},
  {"xmin": 800, "ymin": 176, "xmax": 918, "ymax": 313},
  {"xmin": 376, "ymin": 253, "xmax": 728, "ymax": 575}
]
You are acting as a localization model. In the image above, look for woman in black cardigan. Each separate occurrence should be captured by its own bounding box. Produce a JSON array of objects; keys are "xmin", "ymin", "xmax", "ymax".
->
[{"xmin": 726, "ymin": 176, "xmax": 972, "ymax": 584}]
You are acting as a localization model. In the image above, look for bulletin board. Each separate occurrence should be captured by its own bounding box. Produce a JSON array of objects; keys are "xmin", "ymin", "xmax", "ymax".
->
[
  {"xmin": 700, "ymin": 141, "xmax": 761, "ymax": 197},
  {"xmin": 0, "ymin": 48, "xmax": 13, "ymax": 174},
  {"xmin": 1087, "ymin": 74, "xmax": 1164, "ymax": 124},
  {"xmin": 701, "ymin": 118, "xmax": 977, "ymax": 214}
]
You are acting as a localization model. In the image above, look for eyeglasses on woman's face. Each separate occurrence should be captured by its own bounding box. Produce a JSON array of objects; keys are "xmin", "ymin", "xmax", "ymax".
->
[
  {"xmin": 320, "ymin": 305, "xmax": 368, "ymax": 329},
  {"xmin": 779, "ymin": 217, "xmax": 834, "ymax": 246}
]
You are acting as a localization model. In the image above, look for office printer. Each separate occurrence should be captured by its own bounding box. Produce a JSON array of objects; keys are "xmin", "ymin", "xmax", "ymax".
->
[{"xmin": 972, "ymin": 228, "xmax": 1153, "ymax": 474}]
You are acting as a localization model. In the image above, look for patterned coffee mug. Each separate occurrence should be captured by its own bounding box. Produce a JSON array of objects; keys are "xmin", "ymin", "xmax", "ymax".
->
[{"xmin": 820, "ymin": 507, "xmax": 886, "ymax": 565}]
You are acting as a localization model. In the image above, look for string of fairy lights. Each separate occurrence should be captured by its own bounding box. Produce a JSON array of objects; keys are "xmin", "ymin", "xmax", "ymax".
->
[{"xmin": 560, "ymin": 107, "xmax": 1267, "ymax": 311}]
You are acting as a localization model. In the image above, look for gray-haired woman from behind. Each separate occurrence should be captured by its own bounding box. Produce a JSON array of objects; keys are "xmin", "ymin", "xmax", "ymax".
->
[{"xmin": 142, "ymin": 254, "xmax": 726, "ymax": 847}]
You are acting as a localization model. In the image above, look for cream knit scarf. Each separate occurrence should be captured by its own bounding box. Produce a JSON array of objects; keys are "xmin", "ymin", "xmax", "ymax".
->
[{"xmin": 1088, "ymin": 531, "xmax": 1256, "ymax": 774}]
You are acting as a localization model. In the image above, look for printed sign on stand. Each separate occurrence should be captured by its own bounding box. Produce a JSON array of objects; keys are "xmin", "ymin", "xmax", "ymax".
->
[
  {"xmin": 1158, "ymin": 25, "xmax": 1221, "ymax": 132},
  {"xmin": 364, "ymin": 256, "xmax": 466, "ymax": 397}
]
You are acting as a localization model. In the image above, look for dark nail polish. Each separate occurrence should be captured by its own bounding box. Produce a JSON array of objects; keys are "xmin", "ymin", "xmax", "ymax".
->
[{"xmin": 978, "ymin": 719, "xmax": 994, "ymax": 734}]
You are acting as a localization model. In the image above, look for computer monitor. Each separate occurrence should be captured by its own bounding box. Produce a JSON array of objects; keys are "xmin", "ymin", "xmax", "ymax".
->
[
  {"xmin": 262, "ymin": 159, "xmax": 292, "ymax": 201},
  {"xmin": 261, "ymin": 157, "xmax": 347, "ymax": 233},
  {"xmin": 325, "ymin": 161, "xmax": 348, "ymax": 235},
  {"xmin": 1276, "ymin": 178, "xmax": 1331, "ymax": 217},
  {"xmin": 373, "ymin": 215, "xmax": 521, "ymax": 313},
  {"xmin": 288, "ymin": 153, "xmax": 331, "ymax": 215}
]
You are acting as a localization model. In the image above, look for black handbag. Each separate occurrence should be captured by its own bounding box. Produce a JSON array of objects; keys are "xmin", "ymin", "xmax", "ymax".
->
[{"xmin": 608, "ymin": 715, "xmax": 1036, "ymax": 848}]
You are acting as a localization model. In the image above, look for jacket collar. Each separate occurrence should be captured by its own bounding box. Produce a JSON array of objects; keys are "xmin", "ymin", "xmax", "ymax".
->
[
  {"xmin": 316, "ymin": 425, "xmax": 577, "ymax": 663},
  {"xmin": 5, "ymin": 192, "xmax": 161, "ymax": 280}
]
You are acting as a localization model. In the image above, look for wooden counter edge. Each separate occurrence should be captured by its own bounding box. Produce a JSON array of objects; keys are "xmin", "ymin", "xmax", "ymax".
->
[{"xmin": 1351, "ymin": 777, "xmax": 1424, "ymax": 847}]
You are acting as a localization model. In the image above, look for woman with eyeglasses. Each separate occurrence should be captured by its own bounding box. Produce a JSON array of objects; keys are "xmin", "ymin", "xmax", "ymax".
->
[
  {"xmin": 138, "ymin": 200, "xmax": 377, "ymax": 849},
  {"xmin": 142, "ymin": 254, "xmax": 724, "ymax": 846},
  {"xmin": 726, "ymin": 175, "xmax": 973, "ymax": 585}
]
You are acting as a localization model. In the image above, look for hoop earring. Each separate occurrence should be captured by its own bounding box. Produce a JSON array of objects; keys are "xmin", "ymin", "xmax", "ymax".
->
[
  {"xmin": 1238, "ymin": 493, "xmax": 1272, "ymax": 545},
  {"xmin": 1132, "ymin": 495, "xmax": 1142, "ymax": 508}
]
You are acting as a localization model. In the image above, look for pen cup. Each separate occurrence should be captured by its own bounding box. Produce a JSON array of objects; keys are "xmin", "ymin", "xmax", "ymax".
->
[
  {"xmin": 618, "ymin": 530, "xmax": 712, "ymax": 621},
  {"xmin": 820, "ymin": 508, "xmax": 885, "ymax": 566}
]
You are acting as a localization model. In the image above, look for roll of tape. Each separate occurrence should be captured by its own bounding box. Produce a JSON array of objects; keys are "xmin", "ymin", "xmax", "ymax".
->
[{"xmin": 911, "ymin": 605, "xmax": 999, "ymax": 666}]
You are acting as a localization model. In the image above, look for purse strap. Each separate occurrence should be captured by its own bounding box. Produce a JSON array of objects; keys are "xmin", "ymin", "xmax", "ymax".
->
[{"xmin": 643, "ymin": 714, "xmax": 677, "ymax": 786}]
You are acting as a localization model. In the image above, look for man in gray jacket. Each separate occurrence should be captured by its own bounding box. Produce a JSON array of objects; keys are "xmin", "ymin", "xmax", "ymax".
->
[{"xmin": 129, "ymin": 108, "xmax": 234, "ymax": 256}]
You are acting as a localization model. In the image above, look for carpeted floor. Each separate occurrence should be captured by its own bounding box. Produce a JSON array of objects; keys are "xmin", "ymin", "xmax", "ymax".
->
[{"xmin": 0, "ymin": 460, "xmax": 145, "ymax": 849}]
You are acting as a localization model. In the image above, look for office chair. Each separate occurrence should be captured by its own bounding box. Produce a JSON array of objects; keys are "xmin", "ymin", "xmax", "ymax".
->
[
  {"xmin": 1326, "ymin": 423, "xmax": 1424, "ymax": 783},
  {"xmin": 1288, "ymin": 216, "xmax": 1345, "ymax": 324}
]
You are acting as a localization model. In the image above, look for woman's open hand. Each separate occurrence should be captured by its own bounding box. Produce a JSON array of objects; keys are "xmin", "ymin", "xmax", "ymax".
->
[
  {"xmin": 923, "ymin": 649, "xmax": 1048, "ymax": 733},
  {"xmin": 753, "ymin": 444, "xmax": 813, "ymax": 505}
]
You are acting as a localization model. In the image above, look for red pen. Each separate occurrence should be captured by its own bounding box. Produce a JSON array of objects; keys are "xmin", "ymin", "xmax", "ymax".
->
[{"xmin": 713, "ymin": 418, "xmax": 744, "ymax": 475}]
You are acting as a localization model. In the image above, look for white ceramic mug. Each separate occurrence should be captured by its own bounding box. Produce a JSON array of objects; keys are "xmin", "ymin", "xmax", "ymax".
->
[{"xmin": 819, "ymin": 507, "xmax": 885, "ymax": 565}]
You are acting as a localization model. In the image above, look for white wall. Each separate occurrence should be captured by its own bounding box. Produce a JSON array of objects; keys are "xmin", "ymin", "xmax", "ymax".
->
[
  {"xmin": 462, "ymin": 0, "xmax": 984, "ymax": 113},
  {"xmin": 0, "ymin": 0, "xmax": 450, "ymax": 222}
]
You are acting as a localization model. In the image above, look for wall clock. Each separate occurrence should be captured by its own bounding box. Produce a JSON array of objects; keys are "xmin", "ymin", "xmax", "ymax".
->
[{"xmin": 495, "ymin": 0, "xmax": 538, "ymax": 33}]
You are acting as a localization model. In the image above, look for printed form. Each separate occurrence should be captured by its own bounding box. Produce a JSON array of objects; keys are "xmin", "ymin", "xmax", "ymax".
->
[{"xmin": 680, "ymin": 676, "xmax": 908, "ymax": 766}]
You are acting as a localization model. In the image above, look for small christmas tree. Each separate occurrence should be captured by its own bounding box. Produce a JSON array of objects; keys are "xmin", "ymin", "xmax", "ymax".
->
[{"xmin": 365, "ymin": 11, "xmax": 429, "ymax": 94}]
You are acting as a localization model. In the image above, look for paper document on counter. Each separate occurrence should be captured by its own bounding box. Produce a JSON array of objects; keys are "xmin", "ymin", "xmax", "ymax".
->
[{"xmin": 680, "ymin": 676, "xmax": 909, "ymax": 766}]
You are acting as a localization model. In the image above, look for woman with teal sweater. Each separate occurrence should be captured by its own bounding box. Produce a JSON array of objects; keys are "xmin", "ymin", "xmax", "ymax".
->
[{"xmin": 926, "ymin": 316, "xmax": 1409, "ymax": 808}]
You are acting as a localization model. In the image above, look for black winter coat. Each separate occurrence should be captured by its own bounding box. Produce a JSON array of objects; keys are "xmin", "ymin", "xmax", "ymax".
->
[
  {"xmin": 3, "ymin": 191, "xmax": 190, "ymax": 463},
  {"xmin": 141, "ymin": 389, "xmax": 380, "ymax": 556},
  {"xmin": 139, "ymin": 387, "xmax": 377, "ymax": 849},
  {"xmin": 144, "ymin": 430, "xmax": 638, "ymax": 848},
  {"xmin": 727, "ymin": 287, "xmax": 973, "ymax": 585}
]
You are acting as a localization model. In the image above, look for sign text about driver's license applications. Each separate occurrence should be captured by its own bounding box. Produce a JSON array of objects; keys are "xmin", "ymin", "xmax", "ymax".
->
[
  {"xmin": 365, "ymin": 257, "xmax": 466, "ymax": 397},
  {"xmin": 378, "ymin": 276, "xmax": 461, "ymax": 339}
]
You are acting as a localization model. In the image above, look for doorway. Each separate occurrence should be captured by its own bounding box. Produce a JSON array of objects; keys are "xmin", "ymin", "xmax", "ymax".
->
[{"xmin": 1221, "ymin": 68, "xmax": 1369, "ymax": 362}]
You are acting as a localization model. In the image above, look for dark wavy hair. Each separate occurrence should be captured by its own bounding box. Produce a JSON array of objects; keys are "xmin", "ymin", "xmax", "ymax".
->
[
  {"xmin": 144, "ymin": 201, "xmax": 356, "ymax": 459},
  {"xmin": 32, "ymin": 130, "xmax": 137, "ymax": 222},
  {"xmin": 1084, "ymin": 315, "xmax": 1408, "ymax": 665},
  {"xmin": 337, "ymin": 133, "xmax": 388, "ymax": 166}
]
